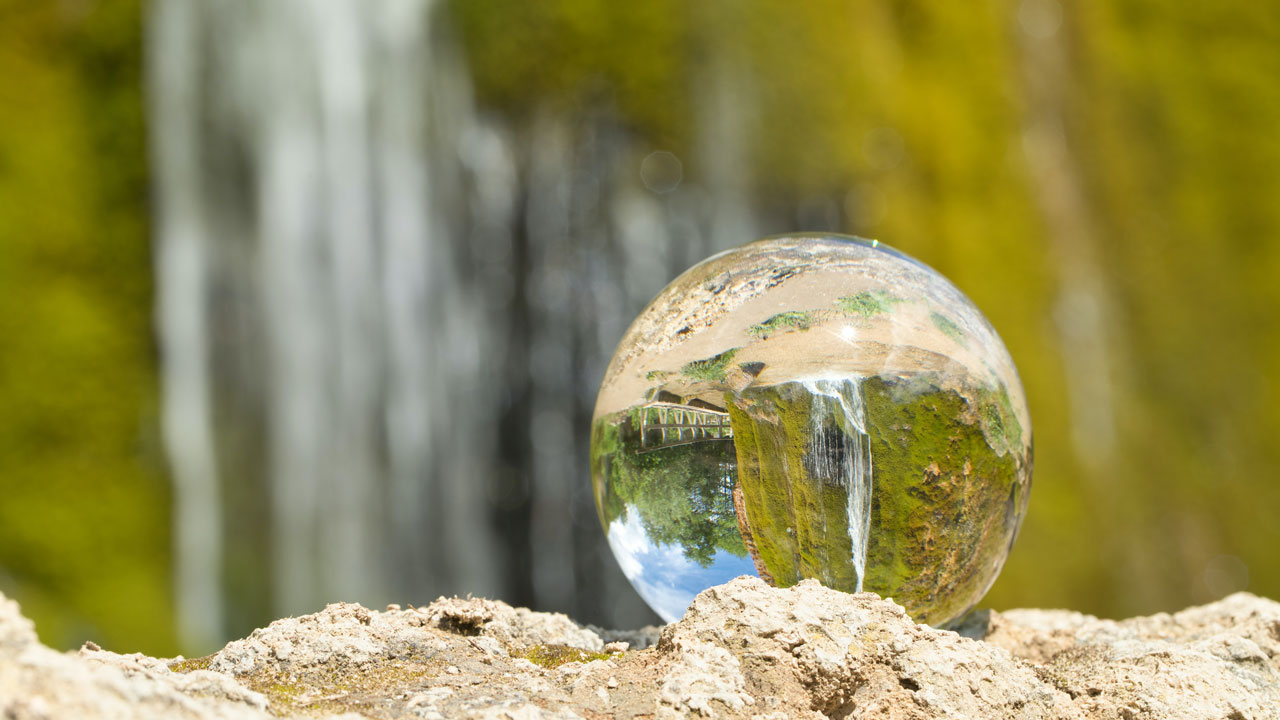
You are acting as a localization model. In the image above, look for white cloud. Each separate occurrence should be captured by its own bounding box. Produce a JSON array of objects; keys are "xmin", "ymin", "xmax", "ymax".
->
[
  {"xmin": 606, "ymin": 512, "xmax": 649, "ymax": 580},
  {"xmin": 606, "ymin": 505, "xmax": 759, "ymax": 623},
  {"xmin": 607, "ymin": 510, "xmax": 700, "ymax": 621}
]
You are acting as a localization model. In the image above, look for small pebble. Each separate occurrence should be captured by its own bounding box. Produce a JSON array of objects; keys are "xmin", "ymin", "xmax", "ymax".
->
[
  {"xmin": 386, "ymin": 603, "xmax": 401, "ymax": 611},
  {"xmin": 604, "ymin": 641, "xmax": 629, "ymax": 653},
  {"xmin": 446, "ymin": 665, "xmax": 460, "ymax": 674}
]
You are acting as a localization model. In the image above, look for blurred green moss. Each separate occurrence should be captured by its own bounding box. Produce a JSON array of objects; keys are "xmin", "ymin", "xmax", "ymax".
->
[{"xmin": 0, "ymin": 0, "xmax": 174, "ymax": 654}]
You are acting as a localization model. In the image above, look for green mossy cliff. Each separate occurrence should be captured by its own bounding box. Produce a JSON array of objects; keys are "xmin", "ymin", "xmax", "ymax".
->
[
  {"xmin": 860, "ymin": 376, "xmax": 1028, "ymax": 626},
  {"xmin": 0, "ymin": 0, "xmax": 173, "ymax": 654},
  {"xmin": 729, "ymin": 376, "xmax": 1028, "ymax": 627},
  {"xmin": 727, "ymin": 386, "xmax": 859, "ymax": 591}
]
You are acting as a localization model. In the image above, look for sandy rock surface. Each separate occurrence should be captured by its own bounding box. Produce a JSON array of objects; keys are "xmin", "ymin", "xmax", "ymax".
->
[{"xmin": 2, "ymin": 578, "xmax": 1277, "ymax": 719}]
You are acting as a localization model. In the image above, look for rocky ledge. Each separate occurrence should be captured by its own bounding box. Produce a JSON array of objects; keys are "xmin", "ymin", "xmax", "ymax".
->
[{"xmin": 2, "ymin": 577, "xmax": 1277, "ymax": 719}]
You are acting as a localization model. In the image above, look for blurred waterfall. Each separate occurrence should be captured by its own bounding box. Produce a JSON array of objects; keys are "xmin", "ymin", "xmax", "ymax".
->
[
  {"xmin": 150, "ymin": 0, "xmax": 224, "ymax": 651},
  {"xmin": 148, "ymin": 0, "xmax": 760, "ymax": 650},
  {"xmin": 150, "ymin": 0, "xmax": 502, "ymax": 648}
]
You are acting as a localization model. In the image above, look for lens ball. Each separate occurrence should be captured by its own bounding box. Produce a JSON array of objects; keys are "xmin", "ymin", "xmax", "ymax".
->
[{"xmin": 591, "ymin": 234, "xmax": 1032, "ymax": 625}]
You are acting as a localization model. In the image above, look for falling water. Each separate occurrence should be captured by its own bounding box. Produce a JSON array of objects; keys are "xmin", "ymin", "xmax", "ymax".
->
[
  {"xmin": 148, "ymin": 0, "xmax": 764, "ymax": 650},
  {"xmin": 149, "ymin": 0, "xmax": 506, "ymax": 646},
  {"xmin": 799, "ymin": 378, "xmax": 873, "ymax": 590}
]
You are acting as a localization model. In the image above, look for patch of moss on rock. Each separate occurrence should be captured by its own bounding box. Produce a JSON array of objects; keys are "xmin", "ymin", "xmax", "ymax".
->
[
  {"xmin": 231, "ymin": 654, "xmax": 447, "ymax": 717},
  {"xmin": 518, "ymin": 644, "xmax": 611, "ymax": 668},
  {"xmin": 167, "ymin": 654, "xmax": 215, "ymax": 673},
  {"xmin": 930, "ymin": 312, "xmax": 965, "ymax": 345},
  {"xmin": 836, "ymin": 291, "xmax": 899, "ymax": 318},
  {"xmin": 747, "ymin": 310, "xmax": 815, "ymax": 338},
  {"xmin": 680, "ymin": 347, "xmax": 739, "ymax": 383}
]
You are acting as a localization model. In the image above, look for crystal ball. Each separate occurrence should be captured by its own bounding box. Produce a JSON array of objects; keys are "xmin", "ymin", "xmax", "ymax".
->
[{"xmin": 590, "ymin": 234, "xmax": 1032, "ymax": 626}]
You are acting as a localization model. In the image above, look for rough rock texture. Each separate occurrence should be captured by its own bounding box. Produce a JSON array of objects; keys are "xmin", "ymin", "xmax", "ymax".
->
[
  {"xmin": 0, "ymin": 594, "xmax": 276, "ymax": 720},
  {"xmin": 2, "ymin": 578, "xmax": 1278, "ymax": 719}
]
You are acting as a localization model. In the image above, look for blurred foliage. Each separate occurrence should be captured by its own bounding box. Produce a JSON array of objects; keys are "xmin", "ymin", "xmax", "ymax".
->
[
  {"xmin": 454, "ymin": 0, "xmax": 1280, "ymax": 617},
  {"xmin": 0, "ymin": 0, "xmax": 173, "ymax": 653}
]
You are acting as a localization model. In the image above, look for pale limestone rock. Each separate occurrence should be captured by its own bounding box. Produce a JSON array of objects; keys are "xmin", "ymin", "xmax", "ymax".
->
[
  {"xmin": 0, "ymin": 594, "xmax": 274, "ymax": 720},
  {"xmin": 1, "ymin": 579, "xmax": 1278, "ymax": 719},
  {"xmin": 656, "ymin": 634, "xmax": 754, "ymax": 717},
  {"xmin": 970, "ymin": 591, "xmax": 1280, "ymax": 719}
]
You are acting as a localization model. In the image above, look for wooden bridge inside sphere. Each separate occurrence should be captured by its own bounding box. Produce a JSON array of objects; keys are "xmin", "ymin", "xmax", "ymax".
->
[{"xmin": 639, "ymin": 402, "xmax": 733, "ymax": 452}]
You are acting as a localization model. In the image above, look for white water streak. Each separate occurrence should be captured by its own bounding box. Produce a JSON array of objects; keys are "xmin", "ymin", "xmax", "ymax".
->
[
  {"xmin": 799, "ymin": 378, "xmax": 873, "ymax": 591},
  {"xmin": 149, "ymin": 0, "xmax": 225, "ymax": 649}
]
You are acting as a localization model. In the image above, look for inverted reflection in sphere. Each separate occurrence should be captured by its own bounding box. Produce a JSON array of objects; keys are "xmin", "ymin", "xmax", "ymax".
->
[{"xmin": 590, "ymin": 235, "xmax": 1032, "ymax": 626}]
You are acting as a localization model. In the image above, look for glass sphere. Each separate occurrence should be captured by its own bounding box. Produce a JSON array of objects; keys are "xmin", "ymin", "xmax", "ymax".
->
[{"xmin": 590, "ymin": 234, "xmax": 1032, "ymax": 626}]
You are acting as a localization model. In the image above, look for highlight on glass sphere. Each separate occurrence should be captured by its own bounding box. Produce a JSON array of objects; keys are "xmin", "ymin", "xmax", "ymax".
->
[{"xmin": 590, "ymin": 234, "xmax": 1032, "ymax": 626}]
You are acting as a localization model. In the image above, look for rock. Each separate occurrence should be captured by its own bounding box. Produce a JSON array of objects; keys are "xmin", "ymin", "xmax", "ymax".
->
[
  {"xmin": 0, "ymin": 591, "xmax": 274, "ymax": 720},
  {"xmin": 591, "ymin": 625, "xmax": 663, "ymax": 651},
  {"xmin": 969, "ymin": 592, "xmax": 1280, "ymax": 719},
  {"xmin": 662, "ymin": 579, "xmax": 1079, "ymax": 719},
  {"xmin": 1, "ymin": 578, "xmax": 1278, "ymax": 719},
  {"xmin": 0, "ymin": 594, "xmax": 36, "ymax": 651}
]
